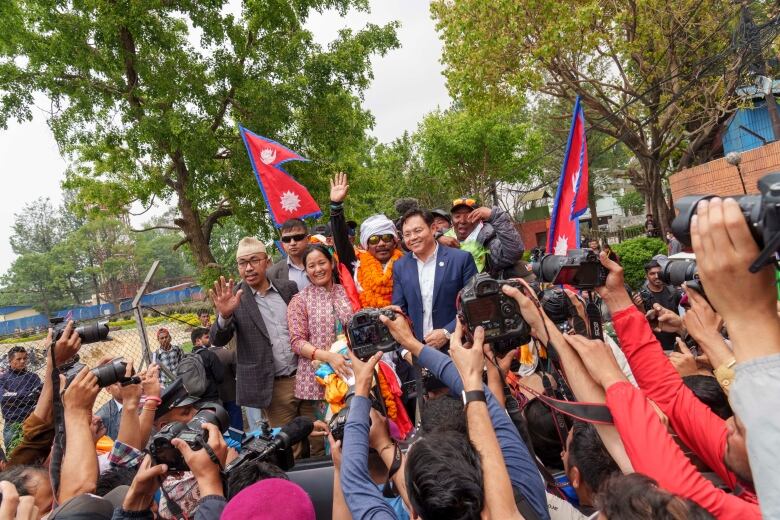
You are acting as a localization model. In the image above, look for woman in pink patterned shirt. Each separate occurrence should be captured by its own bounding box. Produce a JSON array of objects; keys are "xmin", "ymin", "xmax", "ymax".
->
[{"xmin": 287, "ymin": 244, "xmax": 354, "ymax": 453}]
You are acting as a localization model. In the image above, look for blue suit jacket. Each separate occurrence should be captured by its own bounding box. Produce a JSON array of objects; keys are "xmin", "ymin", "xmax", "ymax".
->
[{"xmin": 392, "ymin": 245, "xmax": 478, "ymax": 340}]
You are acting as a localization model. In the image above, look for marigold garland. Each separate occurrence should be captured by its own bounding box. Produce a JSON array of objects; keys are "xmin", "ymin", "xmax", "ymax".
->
[{"xmin": 356, "ymin": 249, "xmax": 402, "ymax": 308}]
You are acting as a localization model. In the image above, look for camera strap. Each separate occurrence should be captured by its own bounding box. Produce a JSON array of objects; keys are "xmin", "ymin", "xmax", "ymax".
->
[
  {"xmin": 49, "ymin": 340, "xmax": 66, "ymax": 502},
  {"xmin": 585, "ymin": 298, "xmax": 604, "ymax": 341},
  {"xmin": 522, "ymin": 377, "xmax": 613, "ymax": 425},
  {"xmin": 381, "ymin": 443, "xmax": 403, "ymax": 498}
]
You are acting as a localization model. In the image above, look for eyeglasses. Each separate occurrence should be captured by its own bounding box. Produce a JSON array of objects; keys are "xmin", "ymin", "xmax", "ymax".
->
[
  {"xmin": 281, "ymin": 233, "xmax": 307, "ymax": 243},
  {"xmin": 237, "ymin": 257, "xmax": 267, "ymax": 269},
  {"xmin": 367, "ymin": 234, "xmax": 395, "ymax": 246},
  {"xmin": 452, "ymin": 197, "xmax": 476, "ymax": 207}
]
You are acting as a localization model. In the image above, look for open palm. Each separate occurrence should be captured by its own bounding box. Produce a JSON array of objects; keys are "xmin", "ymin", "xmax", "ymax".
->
[
  {"xmin": 330, "ymin": 172, "xmax": 349, "ymax": 203},
  {"xmin": 209, "ymin": 276, "xmax": 243, "ymax": 318}
]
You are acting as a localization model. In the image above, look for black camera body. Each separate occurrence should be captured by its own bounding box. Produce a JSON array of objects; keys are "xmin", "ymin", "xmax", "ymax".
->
[
  {"xmin": 61, "ymin": 357, "xmax": 130, "ymax": 388},
  {"xmin": 459, "ymin": 273, "xmax": 531, "ymax": 356},
  {"xmin": 149, "ymin": 404, "xmax": 229, "ymax": 472},
  {"xmin": 51, "ymin": 318, "xmax": 110, "ymax": 345},
  {"xmin": 539, "ymin": 288, "xmax": 576, "ymax": 326},
  {"xmin": 532, "ymin": 248, "xmax": 608, "ymax": 289},
  {"xmin": 346, "ymin": 308, "xmax": 400, "ymax": 361},
  {"xmin": 672, "ymin": 172, "xmax": 780, "ymax": 271}
]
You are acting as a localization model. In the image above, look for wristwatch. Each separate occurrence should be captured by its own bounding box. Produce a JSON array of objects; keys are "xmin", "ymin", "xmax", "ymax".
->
[
  {"xmin": 443, "ymin": 329, "xmax": 452, "ymax": 340},
  {"xmin": 461, "ymin": 389, "xmax": 487, "ymax": 408}
]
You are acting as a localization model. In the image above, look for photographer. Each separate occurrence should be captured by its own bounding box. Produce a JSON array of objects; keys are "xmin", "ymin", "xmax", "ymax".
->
[
  {"xmin": 593, "ymin": 250, "xmax": 760, "ymax": 517},
  {"xmin": 112, "ymin": 423, "xmax": 228, "ymax": 520},
  {"xmin": 632, "ymin": 260, "xmax": 683, "ymax": 350},
  {"xmin": 689, "ymin": 197, "xmax": 780, "ymax": 516},
  {"xmin": 378, "ymin": 310, "xmax": 549, "ymax": 519}
]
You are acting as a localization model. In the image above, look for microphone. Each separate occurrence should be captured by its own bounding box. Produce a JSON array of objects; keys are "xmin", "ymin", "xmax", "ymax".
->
[{"xmin": 273, "ymin": 416, "xmax": 314, "ymax": 451}]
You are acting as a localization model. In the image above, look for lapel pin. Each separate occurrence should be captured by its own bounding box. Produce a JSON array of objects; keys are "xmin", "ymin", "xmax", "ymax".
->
[{"xmin": 439, "ymin": 261, "xmax": 445, "ymax": 267}]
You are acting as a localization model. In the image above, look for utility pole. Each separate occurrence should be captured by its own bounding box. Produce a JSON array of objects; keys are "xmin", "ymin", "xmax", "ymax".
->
[{"xmin": 738, "ymin": 2, "xmax": 780, "ymax": 141}]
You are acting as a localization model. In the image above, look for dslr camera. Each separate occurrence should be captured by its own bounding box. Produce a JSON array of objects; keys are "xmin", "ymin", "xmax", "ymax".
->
[
  {"xmin": 539, "ymin": 288, "xmax": 577, "ymax": 329},
  {"xmin": 149, "ymin": 404, "xmax": 229, "ymax": 472},
  {"xmin": 51, "ymin": 318, "xmax": 110, "ymax": 345},
  {"xmin": 532, "ymin": 248, "xmax": 608, "ymax": 289},
  {"xmin": 346, "ymin": 308, "xmax": 400, "ymax": 361},
  {"xmin": 61, "ymin": 357, "xmax": 134, "ymax": 388},
  {"xmin": 672, "ymin": 172, "xmax": 780, "ymax": 272},
  {"xmin": 459, "ymin": 273, "xmax": 531, "ymax": 356}
]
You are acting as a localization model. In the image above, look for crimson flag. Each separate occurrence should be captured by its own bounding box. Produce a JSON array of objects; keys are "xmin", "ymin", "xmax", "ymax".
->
[
  {"xmin": 547, "ymin": 97, "xmax": 589, "ymax": 254},
  {"xmin": 239, "ymin": 126, "xmax": 322, "ymax": 226}
]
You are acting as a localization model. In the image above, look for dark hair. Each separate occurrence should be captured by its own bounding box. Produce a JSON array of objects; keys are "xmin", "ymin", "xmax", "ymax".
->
[
  {"xmin": 399, "ymin": 208, "xmax": 434, "ymax": 232},
  {"xmin": 280, "ymin": 218, "xmax": 308, "ymax": 234},
  {"xmin": 96, "ymin": 465, "xmax": 138, "ymax": 496},
  {"xmin": 405, "ymin": 430, "xmax": 483, "ymax": 520},
  {"xmin": 8, "ymin": 346, "xmax": 26, "ymax": 362},
  {"xmin": 419, "ymin": 396, "xmax": 466, "ymax": 435},
  {"xmin": 683, "ymin": 375, "xmax": 733, "ymax": 420},
  {"xmin": 302, "ymin": 244, "xmax": 340, "ymax": 284},
  {"xmin": 0, "ymin": 465, "xmax": 48, "ymax": 496},
  {"xmin": 644, "ymin": 260, "xmax": 660, "ymax": 271},
  {"xmin": 597, "ymin": 473, "xmax": 714, "ymax": 519},
  {"xmin": 567, "ymin": 422, "xmax": 620, "ymax": 493},
  {"xmin": 190, "ymin": 327, "xmax": 209, "ymax": 346},
  {"xmin": 226, "ymin": 460, "xmax": 289, "ymax": 499},
  {"xmin": 524, "ymin": 397, "xmax": 571, "ymax": 471},
  {"xmin": 197, "ymin": 308, "xmax": 210, "ymax": 317}
]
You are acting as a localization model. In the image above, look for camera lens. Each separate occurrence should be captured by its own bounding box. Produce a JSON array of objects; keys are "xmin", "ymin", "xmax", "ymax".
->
[
  {"xmin": 91, "ymin": 358, "xmax": 127, "ymax": 387},
  {"xmin": 75, "ymin": 322, "xmax": 110, "ymax": 345},
  {"xmin": 188, "ymin": 405, "xmax": 229, "ymax": 434},
  {"xmin": 658, "ymin": 259, "xmax": 697, "ymax": 286},
  {"xmin": 532, "ymin": 254, "xmax": 565, "ymax": 284}
]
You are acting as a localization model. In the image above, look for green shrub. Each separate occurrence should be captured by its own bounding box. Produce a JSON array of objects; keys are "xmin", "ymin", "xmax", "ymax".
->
[{"xmin": 612, "ymin": 237, "xmax": 667, "ymax": 290}]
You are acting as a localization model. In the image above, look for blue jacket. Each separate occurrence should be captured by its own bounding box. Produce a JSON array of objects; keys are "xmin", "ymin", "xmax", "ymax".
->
[
  {"xmin": 392, "ymin": 245, "xmax": 478, "ymax": 340},
  {"xmin": 96, "ymin": 399, "xmax": 122, "ymax": 440},
  {"xmin": 0, "ymin": 370, "xmax": 41, "ymax": 423}
]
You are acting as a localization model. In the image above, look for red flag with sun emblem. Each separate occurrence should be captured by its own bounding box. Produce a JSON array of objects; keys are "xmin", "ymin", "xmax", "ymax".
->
[
  {"xmin": 239, "ymin": 125, "xmax": 322, "ymax": 226},
  {"xmin": 547, "ymin": 97, "xmax": 589, "ymax": 255}
]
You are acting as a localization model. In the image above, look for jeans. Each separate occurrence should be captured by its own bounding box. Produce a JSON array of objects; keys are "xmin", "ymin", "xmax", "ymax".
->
[{"xmin": 222, "ymin": 400, "xmax": 244, "ymax": 431}]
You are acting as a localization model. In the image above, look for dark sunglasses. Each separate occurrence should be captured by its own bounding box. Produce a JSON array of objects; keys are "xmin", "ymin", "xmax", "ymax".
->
[
  {"xmin": 367, "ymin": 234, "xmax": 395, "ymax": 246},
  {"xmin": 281, "ymin": 233, "xmax": 307, "ymax": 243}
]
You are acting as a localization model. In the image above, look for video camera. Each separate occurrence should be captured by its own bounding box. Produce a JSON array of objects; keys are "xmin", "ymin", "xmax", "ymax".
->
[
  {"xmin": 532, "ymin": 248, "xmax": 608, "ymax": 289},
  {"xmin": 149, "ymin": 404, "xmax": 229, "ymax": 472},
  {"xmin": 51, "ymin": 317, "xmax": 110, "ymax": 345},
  {"xmin": 225, "ymin": 416, "xmax": 314, "ymax": 477},
  {"xmin": 671, "ymin": 172, "xmax": 780, "ymax": 272},
  {"xmin": 60, "ymin": 357, "xmax": 136, "ymax": 388},
  {"xmin": 459, "ymin": 273, "xmax": 531, "ymax": 356},
  {"xmin": 346, "ymin": 308, "xmax": 400, "ymax": 361}
]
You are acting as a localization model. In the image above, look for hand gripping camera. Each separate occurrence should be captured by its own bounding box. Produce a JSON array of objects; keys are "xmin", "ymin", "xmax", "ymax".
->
[
  {"xmin": 51, "ymin": 318, "xmax": 110, "ymax": 345},
  {"xmin": 149, "ymin": 404, "xmax": 229, "ymax": 472},
  {"xmin": 346, "ymin": 308, "xmax": 400, "ymax": 361},
  {"xmin": 532, "ymin": 248, "xmax": 608, "ymax": 289},
  {"xmin": 458, "ymin": 273, "xmax": 531, "ymax": 356},
  {"xmin": 60, "ymin": 357, "xmax": 135, "ymax": 388}
]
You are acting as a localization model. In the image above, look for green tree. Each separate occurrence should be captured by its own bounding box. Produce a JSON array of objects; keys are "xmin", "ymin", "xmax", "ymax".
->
[
  {"xmin": 1, "ymin": 0, "xmax": 399, "ymax": 268},
  {"xmin": 617, "ymin": 191, "xmax": 645, "ymax": 217},
  {"xmin": 612, "ymin": 237, "xmax": 668, "ymax": 289},
  {"xmin": 431, "ymin": 0, "xmax": 767, "ymax": 233}
]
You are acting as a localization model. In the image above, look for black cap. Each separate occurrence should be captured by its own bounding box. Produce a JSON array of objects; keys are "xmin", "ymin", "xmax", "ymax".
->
[
  {"xmin": 155, "ymin": 378, "xmax": 200, "ymax": 419},
  {"xmin": 48, "ymin": 494, "xmax": 116, "ymax": 520},
  {"xmin": 312, "ymin": 223, "xmax": 332, "ymax": 237},
  {"xmin": 346, "ymin": 220, "xmax": 357, "ymax": 236},
  {"xmin": 431, "ymin": 209, "xmax": 452, "ymax": 224}
]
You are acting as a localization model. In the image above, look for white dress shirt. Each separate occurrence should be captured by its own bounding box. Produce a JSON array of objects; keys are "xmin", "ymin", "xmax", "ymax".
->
[{"xmin": 414, "ymin": 244, "xmax": 439, "ymax": 336}]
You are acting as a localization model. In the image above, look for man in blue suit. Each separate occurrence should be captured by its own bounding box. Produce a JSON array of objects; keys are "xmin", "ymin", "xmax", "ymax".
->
[{"xmin": 392, "ymin": 208, "xmax": 478, "ymax": 348}]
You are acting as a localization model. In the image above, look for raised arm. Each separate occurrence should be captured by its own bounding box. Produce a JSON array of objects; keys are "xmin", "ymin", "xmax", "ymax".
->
[{"xmin": 329, "ymin": 172, "xmax": 358, "ymax": 274}]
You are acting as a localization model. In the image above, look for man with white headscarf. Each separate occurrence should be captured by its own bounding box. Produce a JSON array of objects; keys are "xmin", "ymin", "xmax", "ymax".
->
[{"xmin": 328, "ymin": 173, "xmax": 402, "ymax": 308}]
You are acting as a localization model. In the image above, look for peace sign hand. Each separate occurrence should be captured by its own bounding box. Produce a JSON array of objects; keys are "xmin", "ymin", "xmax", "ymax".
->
[{"xmin": 209, "ymin": 276, "xmax": 243, "ymax": 319}]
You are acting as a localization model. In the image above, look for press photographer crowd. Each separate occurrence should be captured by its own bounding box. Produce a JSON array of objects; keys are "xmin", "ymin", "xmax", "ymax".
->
[{"xmin": 0, "ymin": 171, "xmax": 778, "ymax": 520}]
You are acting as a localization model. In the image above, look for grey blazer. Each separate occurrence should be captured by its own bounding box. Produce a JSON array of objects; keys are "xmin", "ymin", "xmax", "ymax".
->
[
  {"xmin": 266, "ymin": 258, "xmax": 289, "ymax": 283},
  {"xmin": 209, "ymin": 279, "xmax": 298, "ymax": 408}
]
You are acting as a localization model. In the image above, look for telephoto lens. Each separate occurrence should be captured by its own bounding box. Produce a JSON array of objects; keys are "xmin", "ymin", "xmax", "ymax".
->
[
  {"xmin": 91, "ymin": 358, "xmax": 128, "ymax": 387},
  {"xmin": 76, "ymin": 322, "xmax": 110, "ymax": 344}
]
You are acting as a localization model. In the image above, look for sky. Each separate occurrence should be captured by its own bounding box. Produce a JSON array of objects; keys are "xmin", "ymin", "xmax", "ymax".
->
[{"xmin": 0, "ymin": 0, "xmax": 450, "ymax": 274}]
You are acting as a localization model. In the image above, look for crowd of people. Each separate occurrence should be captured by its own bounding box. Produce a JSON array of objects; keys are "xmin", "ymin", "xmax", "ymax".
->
[{"xmin": 0, "ymin": 172, "xmax": 776, "ymax": 520}]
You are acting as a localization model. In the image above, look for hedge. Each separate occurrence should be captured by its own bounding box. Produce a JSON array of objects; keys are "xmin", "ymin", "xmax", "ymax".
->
[{"xmin": 612, "ymin": 237, "xmax": 668, "ymax": 290}]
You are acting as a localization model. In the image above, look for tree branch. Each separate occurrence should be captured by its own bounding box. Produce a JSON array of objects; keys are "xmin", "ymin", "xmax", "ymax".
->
[{"xmin": 130, "ymin": 225, "xmax": 179, "ymax": 233}]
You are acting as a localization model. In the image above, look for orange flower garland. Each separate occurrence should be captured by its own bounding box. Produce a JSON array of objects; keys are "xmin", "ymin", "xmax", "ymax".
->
[{"xmin": 356, "ymin": 249, "xmax": 403, "ymax": 308}]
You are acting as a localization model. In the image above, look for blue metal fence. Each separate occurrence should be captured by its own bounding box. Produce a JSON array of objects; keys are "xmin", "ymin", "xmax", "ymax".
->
[{"xmin": 0, "ymin": 314, "xmax": 50, "ymax": 336}]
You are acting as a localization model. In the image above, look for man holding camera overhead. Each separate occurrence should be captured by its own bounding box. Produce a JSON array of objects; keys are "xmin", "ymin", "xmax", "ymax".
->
[{"xmin": 209, "ymin": 237, "xmax": 300, "ymax": 433}]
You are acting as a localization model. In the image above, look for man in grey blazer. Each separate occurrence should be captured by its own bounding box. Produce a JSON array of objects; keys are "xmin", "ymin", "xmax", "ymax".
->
[{"xmin": 209, "ymin": 237, "xmax": 299, "ymax": 433}]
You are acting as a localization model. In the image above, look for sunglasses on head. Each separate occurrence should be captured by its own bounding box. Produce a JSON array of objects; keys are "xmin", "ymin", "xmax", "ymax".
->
[
  {"xmin": 281, "ymin": 233, "xmax": 307, "ymax": 243},
  {"xmin": 367, "ymin": 234, "xmax": 395, "ymax": 245},
  {"xmin": 452, "ymin": 197, "xmax": 476, "ymax": 207}
]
